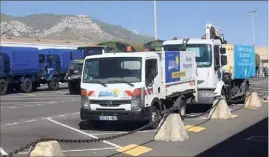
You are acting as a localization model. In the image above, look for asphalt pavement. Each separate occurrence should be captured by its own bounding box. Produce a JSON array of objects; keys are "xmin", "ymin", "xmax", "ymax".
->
[{"xmin": 0, "ymin": 78, "xmax": 268, "ymax": 157}]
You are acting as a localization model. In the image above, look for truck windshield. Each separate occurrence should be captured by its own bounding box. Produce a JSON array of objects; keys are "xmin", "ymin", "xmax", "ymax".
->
[
  {"xmin": 78, "ymin": 47, "xmax": 104, "ymax": 57},
  {"xmin": 82, "ymin": 57, "xmax": 142, "ymax": 84},
  {"xmin": 69, "ymin": 62, "xmax": 83, "ymax": 75},
  {"xmin": 163, "ymin": 44, "xmax": 212, "ymax": 67}
]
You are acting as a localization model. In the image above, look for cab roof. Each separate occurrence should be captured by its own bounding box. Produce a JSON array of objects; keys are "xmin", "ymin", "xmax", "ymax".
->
[
  {"xmin": 84, "ymin": 51, "xmax": 159, "ymax": 60},
  {"xmin": 163, "ymin": 38, "xmax": 222, "ymax": 45}
]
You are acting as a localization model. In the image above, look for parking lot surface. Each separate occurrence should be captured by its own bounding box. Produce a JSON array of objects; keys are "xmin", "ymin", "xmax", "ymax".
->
[{"xmin": 1, "ymin": 78, "xmax": 268, "ymax": 157}]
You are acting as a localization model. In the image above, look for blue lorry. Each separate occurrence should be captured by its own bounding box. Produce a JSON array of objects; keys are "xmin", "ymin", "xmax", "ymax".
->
[
  {"xmin": 37, "ymin": 48, "xmax": 83, "ymax": 90},
  {"xmin": 0, "ymin": 46, "xmax": 40, "ymax": 95},
  {"xmin": 0, "ymin": 46, "xmax": 84, "ymax": 95}
]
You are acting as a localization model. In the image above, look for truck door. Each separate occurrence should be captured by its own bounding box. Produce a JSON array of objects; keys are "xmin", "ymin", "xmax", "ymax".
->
[
  {"xmin": 1, "ymin": 53, "xmax": 10, "ymax": 74},
  {"xmin": 46, "ymin": 54, "xmax": 60, "ymax": 78},
  {"xmin": 52, "ymin": 54, "xmax": 61, "ymax": 75},
  {"xmin": 0, "ymin": 54, "xmax": 4, "ymax": 76},
  {"xmin": 213, "ymin": 45, "xmax": 222, "ymax": 85},
  {"xmin": 38, "ymin": 53, "xmax": 46, "ymax": 77},
  {"xmin": 145, "ymin": 58, "xmax": 160, "ymax": 106}
]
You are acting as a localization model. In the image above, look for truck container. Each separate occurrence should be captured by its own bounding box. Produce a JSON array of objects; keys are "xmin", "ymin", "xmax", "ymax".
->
[
  {"xmin": 0, "ymin": 46, "xmax": 40, "ymax": 95},
  {"xmin": 222, "ymin": 44, "xmax": 256, "ymax": 79},
  {"xmin": 80, "ymin": 50, "xmax": 197, "ymax": 129},
  {"xmin": 162, "ymin": 24, "xmax": 255, "ymax": 105}
]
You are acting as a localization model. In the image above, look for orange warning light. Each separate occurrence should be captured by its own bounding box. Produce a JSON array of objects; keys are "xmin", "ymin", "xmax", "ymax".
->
[{"xmin": 127, "ymin": 46, "xmax": 132, "ymax": 52}]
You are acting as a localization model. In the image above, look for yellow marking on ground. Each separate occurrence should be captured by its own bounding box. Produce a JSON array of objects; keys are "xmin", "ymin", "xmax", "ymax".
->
[
  {"xmin": 231, "ymin": 114, "xmax": 238, "ymax": 118},
  {"xmin": 262, "ymin": 100, "xmax": 268, "ymax": 103},
  {"xmin": 20, "ymin": 93, "xmax": 36, "ymax": 97},
  {"xmin": 246, "ymin": 106, "xmax": 257, "ymax": 110},
  {"xmin": 184, "ymin": 125, "xmax": 206, "ymax": 132},
  {"xmin": 116, "ymin": 144, "xmax": 152, "ymax": 156}
]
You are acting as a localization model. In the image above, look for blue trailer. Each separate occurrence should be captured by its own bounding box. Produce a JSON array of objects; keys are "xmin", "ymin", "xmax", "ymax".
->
[
  {"xmin": 37, "ymin": 48, "xmax": 83, "ymax": 90},
  {"xmin": 0, "ymin": 46, "xmax": 40, "ymax": 95}
]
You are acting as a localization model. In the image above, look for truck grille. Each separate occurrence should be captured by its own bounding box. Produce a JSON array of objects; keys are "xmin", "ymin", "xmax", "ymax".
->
[{"xmin": 90, "ymin": 100, "xmax": 131, "ymax": 107}]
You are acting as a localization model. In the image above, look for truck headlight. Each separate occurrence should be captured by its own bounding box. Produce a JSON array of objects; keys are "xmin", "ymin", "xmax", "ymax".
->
[
  {"xmin": 81, "ymin": 96, "xmax": 90, "ymax": 109},
  {"xmin": 131, "ymin": 88, "xmax": 145, "ymax": 110},
  {"xmin": 81, "ymin": 88, "xmax": 92, "ymax": 110}
]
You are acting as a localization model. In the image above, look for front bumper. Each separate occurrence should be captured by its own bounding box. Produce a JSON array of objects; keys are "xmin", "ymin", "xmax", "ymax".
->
[
  {"xmin": 193, "ymin": 89, "xmax": 215, "ymax": 104},
  {"xmin": 80, "ymin": 107, "xmax": 151, "ymax": 121}
]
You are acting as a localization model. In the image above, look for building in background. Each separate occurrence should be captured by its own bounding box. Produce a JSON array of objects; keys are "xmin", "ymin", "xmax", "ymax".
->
[{"xmin": 256, "ymin": 46, "xmax": 268, "ymax": 67}]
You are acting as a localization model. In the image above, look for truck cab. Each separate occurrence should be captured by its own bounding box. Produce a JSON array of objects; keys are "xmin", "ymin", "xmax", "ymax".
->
[
  {"xmin": 163, "ymin": 38, "xmax": 227, "ymax": 104},
  {"xmin": 80, "ymin": 50, "xmax": 197, "ymax": 129}
]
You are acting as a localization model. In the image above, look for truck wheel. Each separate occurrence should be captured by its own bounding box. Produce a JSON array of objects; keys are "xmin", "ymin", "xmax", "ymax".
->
[
  {"xmin": 20, "ymin": 78, "xmax": 32, "ymax": 93},
  {"xmin": 174, "ymin": 97, "xmax": 186, "ymax": 120},
  {"xmin": 240, "ymin": 82, "xmax": 249, "ymax": 103},
  {"xmin": 148, "ymin": 106, "xmax": 161, "ymax": 130},
  {"xmin": 48, "ymin": 78, "xmax": 59, "ymax": 91},
  {"xmin": 68, "ymin": 82, "xmax": 80, "ymax": 94},
  {"xmin": 0, "ymin": 79, "xmax": 8, "ymax": 95},
  {"xmin": 68, "ymin": 83, "xmax": 76, "ymax": 94},
  {"xmin": 32, "ymin": 82, "xmax": 38, "ymax": 92}
]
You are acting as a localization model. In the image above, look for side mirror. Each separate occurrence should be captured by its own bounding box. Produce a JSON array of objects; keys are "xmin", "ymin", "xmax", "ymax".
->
[
  {"xmin": 220, "ymin": 47, "xmax": 226, "ymax": 54},
  {"xmin": 221, "ymin": 55, "xmax": 227, "ymax": 66}
]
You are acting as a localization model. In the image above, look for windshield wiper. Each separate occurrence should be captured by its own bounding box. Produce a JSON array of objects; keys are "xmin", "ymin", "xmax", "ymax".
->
[
  {"xmin": 86, "ymin": 80, "xmax": 107, "ymax": 87},
  {"xmin": 108, "ymin": 80, "xmax": 134, "ymax": 87}
]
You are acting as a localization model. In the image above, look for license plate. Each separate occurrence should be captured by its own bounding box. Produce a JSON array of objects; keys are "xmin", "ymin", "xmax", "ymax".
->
[{"xmin": 99, "ymin": 116, "xmax": 118, "ymax": 121}]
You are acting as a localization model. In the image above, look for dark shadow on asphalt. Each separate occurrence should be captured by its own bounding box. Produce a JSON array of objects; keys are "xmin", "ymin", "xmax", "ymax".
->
[
  {"xmin": 195, "ymin": 117, "xmax": 268, "ymax": 157},
  {"xmin": 79, "ymin": 120, "xmax": 150, "ymax": 131}
]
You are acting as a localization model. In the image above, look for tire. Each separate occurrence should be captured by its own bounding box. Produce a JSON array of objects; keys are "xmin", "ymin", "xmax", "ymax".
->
[
  {"xmin": 48, "ymin": 78, "xmax": 59, "ymax": 91},
  {"xmin": 239, "ymin": 82, "xmax": 249, "ymax": 104},
  {"xmin": 20, "ymin": 78, "xmax": 32, "ymax": 93},
  {"xmin": 174, "ymin": 97, "xmax": 187, "ymax": 120},
  {"xmin": 68, "ymin": 82, "xmax": 80, "ymax": 94},
  {"xmin": 0, "ymin": 79, "xmax": 8, "ymax": 95},
  {"xmin": 148, "ymin": 106, "xmax": 161, "ymax": 130},
  {"xmin": 32, "ymin": 82, "xmax": 38, "ymax": 92}
]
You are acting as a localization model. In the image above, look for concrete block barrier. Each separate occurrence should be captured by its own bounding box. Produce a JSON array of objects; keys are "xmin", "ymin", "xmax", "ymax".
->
[
  {"xmin": 208, "ymin": 99, "xmax": 232, "ymax": 120},
  {"xmin": 29, "ymin": 140, "xmax": 64, "ymax": 157},
  {"xmin": 154, "ymin": 114, "xmax": 189, "ymax": 142},
  {"xmin": 245, "ymin": 92, "xmax": 262, "ymax": 109}
]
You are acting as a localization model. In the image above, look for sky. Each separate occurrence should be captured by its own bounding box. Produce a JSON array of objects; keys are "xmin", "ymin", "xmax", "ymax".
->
[{"xmin": 1, "ymin": 1, "xmax": 268, "ymax": 46}]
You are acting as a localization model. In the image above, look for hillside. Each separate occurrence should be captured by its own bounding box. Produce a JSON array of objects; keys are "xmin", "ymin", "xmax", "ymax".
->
[{"xmin": 0, "ymin": 13, "xmax": 153, "ymax": 44}]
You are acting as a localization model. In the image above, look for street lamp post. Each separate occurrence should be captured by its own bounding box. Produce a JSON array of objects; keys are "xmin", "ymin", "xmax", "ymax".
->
[
  {"xmin": 153, "ymin": 0, "xmax": 157, "ymax": 40},
  {"xmin": 248, "ymin": 11, "xmax": 256, "ymax": 47}
]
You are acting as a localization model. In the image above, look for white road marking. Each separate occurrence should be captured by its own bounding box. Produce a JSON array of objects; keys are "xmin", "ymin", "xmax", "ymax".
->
[
  {"xmin": 18, "ymin": 147, "xmax": 117, "ymax": 155},
  {"xmin": 2, "ymin": 96, "xmax": 79, "ymax": 100},
  {"xmin": 62, "ymin": 147, "xmax": 117, "ymax": 153},
  {"xmin": 25, "ymin": 119, "xmax": 37, "ymax": 123},
  {"xmin": 245, "ymin": 136, "xmax": 268, "ymax": 141},
  {"xmin": 5, "ymin": 122, "xmax": 18, "ymax": 126},
  {"xmin": 48, "ymin": 101, "xmax": 57, "ymax": 104},
  {"xmin": 2, "ymin": 112, "xmax": 79, "ymax": 127},
  {"xmin": 1, "ymin": 106, "xmax": 18, "ymax": 109},
  {"xmin": 1, "ymin": 100, "xmax": 78, "ymax": 109},
  {"xmin": 46, "ymin": 118, "xmax": 121, "ymax": 148},
  {"xmin": 0, "ymin": 147, "xmax": 7, "ymax": 155}
]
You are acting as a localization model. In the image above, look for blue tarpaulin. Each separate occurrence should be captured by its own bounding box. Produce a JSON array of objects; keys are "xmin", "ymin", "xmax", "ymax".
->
[{"xmin": 234, "ymin": 45, "xmax": 255, "ymax": 79}]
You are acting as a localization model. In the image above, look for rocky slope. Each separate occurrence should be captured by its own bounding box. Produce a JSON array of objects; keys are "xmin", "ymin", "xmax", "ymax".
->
[{"xmin": 0, "ymin": 13, "xmax": 153, "ymax": 43}]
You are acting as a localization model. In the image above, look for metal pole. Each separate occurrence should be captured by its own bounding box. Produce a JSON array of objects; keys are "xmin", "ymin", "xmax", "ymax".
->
[
  {"xmin": 249, "ymin": 11, "xmax": 256, "ymax": 47},
  {"xmin": 153, "ymin": 0, "xmax": 157, "ymax": 40}
]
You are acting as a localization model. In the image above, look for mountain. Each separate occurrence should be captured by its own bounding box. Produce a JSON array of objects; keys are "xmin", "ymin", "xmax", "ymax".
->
[{"xmin": 0, "ymin": 13, "xmax": 153, "ymax": 44}]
